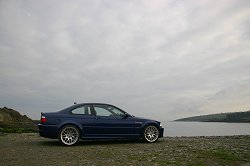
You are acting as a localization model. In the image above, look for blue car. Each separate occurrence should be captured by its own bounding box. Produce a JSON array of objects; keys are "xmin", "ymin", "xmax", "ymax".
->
[{"xmin": 38, "ymin": 103, "xmax": 164, "ymax": 146}]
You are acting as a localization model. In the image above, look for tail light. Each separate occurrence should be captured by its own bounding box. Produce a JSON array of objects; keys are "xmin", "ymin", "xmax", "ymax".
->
[{"xmin": 41, "ymin": 115, "xmax": 47, "ymax": 123}]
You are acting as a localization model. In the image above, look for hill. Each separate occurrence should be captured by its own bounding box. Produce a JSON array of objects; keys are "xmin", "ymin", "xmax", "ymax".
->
[
  {"xmin": 0, "ymin": 107, "xmax": 38, "ymax": 133},
  {"xmin": 175, "ymin": 110, "xmax": 250, "ymax": 122}
]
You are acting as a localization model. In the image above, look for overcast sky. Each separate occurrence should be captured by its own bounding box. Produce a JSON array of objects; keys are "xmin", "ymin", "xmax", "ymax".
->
[{"xmin": 0, "ymin": 0, "xmax": 250, "ymax": 121}]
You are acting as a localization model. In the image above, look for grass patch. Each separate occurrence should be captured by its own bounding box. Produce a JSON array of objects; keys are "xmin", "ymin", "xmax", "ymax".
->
[
  {"xmin": 197, "ymin": 148, "xmax": 242, "ymax": 165},
  {"xmin": 176, "ymin": 144, "xmax": 188, "ymax": 148},
  {"xmin": 0, "ymin": 127, "xmax": 37, "ymax": 133},
  {"xmin": 127, "ymin": 153, "xmax": 148, "ymax": 161},
  {"xmin": 187, "ymin": 161, "xmax": 206, "ymax": 166},
  {"xmin": 210, "ymin": 149, "xmax": 241, "ymax": 161}
]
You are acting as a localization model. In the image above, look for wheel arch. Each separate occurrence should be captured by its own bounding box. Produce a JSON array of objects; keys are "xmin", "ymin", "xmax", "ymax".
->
[
  {"xmin": 142, "ymin": 121, "xmax": 160, "ymax": 130},
  {"xmin": 141, "ymin": 122, "xmax": 160, "ymax": 136}
]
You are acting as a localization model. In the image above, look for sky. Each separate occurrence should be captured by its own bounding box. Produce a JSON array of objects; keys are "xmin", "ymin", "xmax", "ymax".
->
[{"xmin": 0, "ymin": 0, "xmax": 250, "ymax": 121}]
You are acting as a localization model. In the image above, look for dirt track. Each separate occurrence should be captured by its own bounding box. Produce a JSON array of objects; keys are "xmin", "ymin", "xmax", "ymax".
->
[{"xmin": 0, "ymin": 133, "xmax": 249, "ymax": 166}]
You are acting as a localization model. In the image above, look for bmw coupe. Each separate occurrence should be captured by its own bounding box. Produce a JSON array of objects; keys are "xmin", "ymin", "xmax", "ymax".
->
[{"xmin": 38, "ymin": 103, "xmax": 164, "ymax": 145}]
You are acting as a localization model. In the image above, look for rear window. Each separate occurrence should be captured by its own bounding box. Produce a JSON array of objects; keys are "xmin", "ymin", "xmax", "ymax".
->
[{"xmin": 72, "ymin": 106, "xmax": 91, "ymax": 115}]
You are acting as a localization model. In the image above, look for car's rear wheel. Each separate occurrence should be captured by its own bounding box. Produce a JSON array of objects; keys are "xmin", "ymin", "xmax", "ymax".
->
[
  {"xmin": 59, "ymin": 125, "xmax": 80, "ymax": 146},
  {"xmin": 142, "ymin": 125, "xmax": 159, "ymax": 143}
]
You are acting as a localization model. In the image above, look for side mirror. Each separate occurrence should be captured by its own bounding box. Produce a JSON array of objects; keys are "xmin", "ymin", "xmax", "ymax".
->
[{"xmin": 123, "ymin": 113, "xmax": 129, "ymax": 119}]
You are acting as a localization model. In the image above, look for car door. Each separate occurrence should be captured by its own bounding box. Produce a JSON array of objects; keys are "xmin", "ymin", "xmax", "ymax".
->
[
  {"xmin": 91, "ymin": 104, "xmax": 140, "ymax": 138},
  {"xmin": 70, "ymin": 104, "xmax": 97, "ymax": 137}
]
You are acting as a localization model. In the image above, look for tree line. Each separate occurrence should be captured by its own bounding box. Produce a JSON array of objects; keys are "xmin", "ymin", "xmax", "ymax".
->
[{"xmin": 224, "ymin": 111, "xmax": 250, "ymax": 122}]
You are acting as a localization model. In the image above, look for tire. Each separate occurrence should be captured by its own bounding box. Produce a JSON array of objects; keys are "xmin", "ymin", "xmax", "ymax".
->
[
  {"xmin": 59, "ymin": 125, "xmax": 80, "ymax": 146},
  {"xmin": 142, "ymin": 125, "xmax": 160, "ymax": 143}
]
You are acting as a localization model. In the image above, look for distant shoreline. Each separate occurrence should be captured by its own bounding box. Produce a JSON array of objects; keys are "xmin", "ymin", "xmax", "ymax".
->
[
  {"xmin": 173, "ymin": 120, "xmax": 250, "ymax": 123},
  {"xmin": 175, "ymin": 110, "xmax": 250, "ymax": 123},
  {"xmin": 163, "ymin": 135, "xmax": 250, "ymax": 138}
]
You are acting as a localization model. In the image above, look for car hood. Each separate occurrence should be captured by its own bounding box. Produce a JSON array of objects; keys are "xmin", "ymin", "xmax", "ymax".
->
[{"xmin": 130, "ymin": 116, "xmax": 160, "ymax": 123}]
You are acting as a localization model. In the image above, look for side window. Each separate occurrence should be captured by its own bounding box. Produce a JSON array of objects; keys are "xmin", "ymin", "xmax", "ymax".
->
[
  {"xmin": 109, "ymin": 107, "xmax": 125, "ymax": 117},
  {"xmin": 94, "ymin": 106, "xmax": 113, "ymax": 116},
  {"xmin": 93, "ymin": 105, "xmax": 125, "ymax": 117},
  {"xmin": 72, "ymin": 106, "xmax": 91, "ymax": 115}
]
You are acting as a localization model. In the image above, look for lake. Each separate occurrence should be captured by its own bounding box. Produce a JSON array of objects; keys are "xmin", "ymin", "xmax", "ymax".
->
[{"xmin": 162, "ymin": 121, "xmax": 250, "ymax": 137}]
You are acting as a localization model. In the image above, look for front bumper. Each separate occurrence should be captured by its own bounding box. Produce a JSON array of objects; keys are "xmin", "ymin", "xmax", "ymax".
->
[{"xmin": 159, "ymin": 127, "xmax": 164, "ymax": 138}]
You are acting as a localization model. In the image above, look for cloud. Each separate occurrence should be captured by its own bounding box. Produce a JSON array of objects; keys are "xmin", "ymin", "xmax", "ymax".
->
[{"xmin": 0, "ymin": 0, "xmax": 250, "ymax": 120}]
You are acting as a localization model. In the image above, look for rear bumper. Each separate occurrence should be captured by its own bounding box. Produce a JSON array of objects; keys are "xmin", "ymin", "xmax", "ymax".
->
[{"xmin": 38, "ymin": 124, "xmax": 58, "ymax": 139}]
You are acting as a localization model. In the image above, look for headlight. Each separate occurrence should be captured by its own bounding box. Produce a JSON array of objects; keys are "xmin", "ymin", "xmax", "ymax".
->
[{"xmin": 160, "ymin": 123, "xmax": 162, "ymax": 127}]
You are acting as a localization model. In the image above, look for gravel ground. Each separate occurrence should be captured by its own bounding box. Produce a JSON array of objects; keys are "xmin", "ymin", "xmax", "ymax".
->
[{"xmin": 0, "ymin": 133, "xmax": 249, "ymax": 166}]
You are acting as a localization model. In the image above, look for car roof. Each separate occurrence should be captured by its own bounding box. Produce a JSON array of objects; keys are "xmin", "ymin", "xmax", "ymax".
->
[
  {"xmin": 59, "ymin": 103, "xmax": 121, "ymax": 113},
  {"xmin": 73, "ymin": 103, "xmax": 115, "ymax": 106}
]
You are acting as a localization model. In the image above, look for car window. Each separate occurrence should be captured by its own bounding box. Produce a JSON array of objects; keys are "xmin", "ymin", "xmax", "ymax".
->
[
  {"xmin": 94, "ymin": 106, "xmax": 112, "ymax": 116},
  {"xmin": 72, "ymin": 106, "xmax": 91, "ymax": 115},
  {"xmin": 93, "ymin": 105, "xmax": 125, "ymax": 117},
  {"xmin": 109, "ymin": 106, "xmax": 126, "ymax": 117}
]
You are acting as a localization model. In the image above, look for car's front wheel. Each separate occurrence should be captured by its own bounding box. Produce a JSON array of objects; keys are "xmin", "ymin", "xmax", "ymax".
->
[
  {"xmin": 59, "ymin": 125, "xmax": 80, "ymax": 146},
  {"xmin": 142, "ymin": 125, "xmax": 160, "ymax": 143}
]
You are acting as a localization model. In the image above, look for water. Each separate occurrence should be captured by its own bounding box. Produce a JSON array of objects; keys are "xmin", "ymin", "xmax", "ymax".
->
[{"xmin": 162, "ymin": 121, "xmax": 250, "ymax": 137}]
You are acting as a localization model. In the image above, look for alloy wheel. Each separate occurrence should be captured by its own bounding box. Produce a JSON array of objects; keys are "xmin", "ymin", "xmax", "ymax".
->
[
  {"xmin": 143, "ymin": 125, "xmax": 159, "ymax": 143},
  {"xmin": 60, "ymin": 125, "xmax": 79, "ymax": 146}
]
